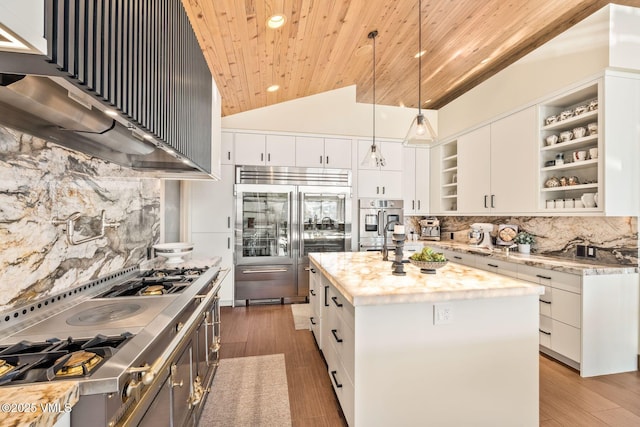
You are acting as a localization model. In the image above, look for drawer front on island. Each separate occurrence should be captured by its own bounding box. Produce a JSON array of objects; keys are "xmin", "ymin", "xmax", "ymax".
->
[{"xmin": 309, "ymin": 265, "xmax": 322, "ymax": 348}]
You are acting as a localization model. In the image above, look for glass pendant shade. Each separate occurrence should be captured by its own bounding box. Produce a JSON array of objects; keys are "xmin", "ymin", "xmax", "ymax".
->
[
  {"xmin": 403, "ymin": 0, "xmax": 437, "ymax": 146},
  {"xmin": 361, "ymin": 142, "xmax": 386, "ymax": 167},
  {"xmin": 403, "ymin": 112, "xmax": 436, "ymax": 146}
]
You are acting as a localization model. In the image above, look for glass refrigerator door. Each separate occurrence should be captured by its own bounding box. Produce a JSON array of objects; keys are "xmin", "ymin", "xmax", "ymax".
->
[
  {"xmin": 300, "ymin": 193, "xmax": 348, "ymax": 255},
  {"xmin": 237, "ymin": 188, "xmax": 292, "ymax": 264}
]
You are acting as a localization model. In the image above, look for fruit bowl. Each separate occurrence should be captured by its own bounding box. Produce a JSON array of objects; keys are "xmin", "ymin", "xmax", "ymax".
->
[{"xmin": 408, "ymin": 259, "xmax": 448, "ymax": 270}]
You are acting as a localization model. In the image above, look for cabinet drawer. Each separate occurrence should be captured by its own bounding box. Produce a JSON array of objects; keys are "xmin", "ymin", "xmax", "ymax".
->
[
  {"xmin": 552, "ymin": 288, "xmax": 581, "ymax": 328},
  {"xmin": 441, "ymin": 249, "xmax": 475, "ymax": 267},
  {"xmin": 475, "ymin": 257, "xmax": 518, "ymax": 278},
  {"xmin": 325, "ymin": 305, "xmax": 355, "ymax": 383},
  {"xmin": 539, "ymin": 315, "xmax": 581, "ymax": 363},
  {"xmin": 539, "ymin": 285, "xmax": 552, "ymax": 317},
  {"xmin": 552, "ymin": 319, "xmax": 581, "ymax": 363},
  {"xmin": 517, "ymin": 265, "xmax": 581, "ymax": 294},
  {"xmin": 324, "ymin": 343, "xmax": 354, "ymax": 427},
  {"xmin": 327, "ymin": 285, "xmax": 355, "ymax": 329}
]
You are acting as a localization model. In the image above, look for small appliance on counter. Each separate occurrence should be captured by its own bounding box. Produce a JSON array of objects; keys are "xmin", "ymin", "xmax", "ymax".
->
[
  {"xmin": 496, "ymin": 224, "xmax": 518, "ymax": 246},
  {"xmin": 419, "ymin": 217, "xmax": 441, "ymax": 241},
  {"xmin": 468, "ymin": 223, "xmax": 494, "ymax": 249}
]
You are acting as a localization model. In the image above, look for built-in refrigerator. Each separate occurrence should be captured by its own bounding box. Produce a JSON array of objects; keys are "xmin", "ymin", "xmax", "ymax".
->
[{"xmin": 234, "ymin": 166, "xmax": 352, "ymax": 304}]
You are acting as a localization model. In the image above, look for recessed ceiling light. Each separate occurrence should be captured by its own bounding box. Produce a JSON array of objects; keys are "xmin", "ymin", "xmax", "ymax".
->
[
  {"xmin": 354, "ymin": 44, "xmax": 372, "ymax": 57},
  {"xmin": 105, "ymin": 109, "xmax": 118, "ymax": 117},
  {"xmin": 414, "ymin": 50, "xmax": 426, "ymax": 58},
  {"xmin": 267, "ymin": 84, "xmax": 280, "ymax": 92},
  {"xmin": 424, "ymin": 99, "xmax": 432, "ymax": 104},
  {"xmin": 267, "ymin": 14, "xmax": 287, "ymax": 29}
]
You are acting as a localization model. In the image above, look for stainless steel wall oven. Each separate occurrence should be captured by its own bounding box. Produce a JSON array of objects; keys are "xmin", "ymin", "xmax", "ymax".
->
[
  {"xmin": 358, "ymin": 198, "xmax": 404, "ymax": 251},
  {"xmin": 234, "ymin": 166, "xmax": 352, "ymax": 304}
]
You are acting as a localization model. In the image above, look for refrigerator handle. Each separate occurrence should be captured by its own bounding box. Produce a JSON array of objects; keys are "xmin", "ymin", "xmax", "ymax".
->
[
  {"xmin": 298, "ymin": 192, "xmax": 304, "ymax": 256},
  {"xmin": 290, "ymin": 191, "xmax": 295, "ymax": 259}
]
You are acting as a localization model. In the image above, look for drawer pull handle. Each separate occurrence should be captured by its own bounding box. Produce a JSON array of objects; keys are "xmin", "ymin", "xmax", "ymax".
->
[
  {"xmin": 536, "ymin": 274, "xmax": 552, "ymax": 280},
  {"xmin": 241, "ymin": 269, "xmax": 287, "ymax": 274},
  {"xmin": 487, "ymin": 263, "xmax": 499, "ymax": 268},
  {"xmin": 453, "ymin": 256, "xmax": 462, "ymax": 260},
  {"xmin": 539, "ymin": 299, "xmax": 551, "ymax": 305},
  {"xmin": 310, "ymin": 317, "xmax": 316, "ymax": 325},
  {"xmin": 539, "ymin": 329, "xmax": 551, "ymax": 336},
  {"xmin": 330, "ymin": 370, "xmax": 343, "ymax": 388},
  {"xmin": 331, "ymin": 296, "xmax": 343, "ymax": 307},
  {"xmin": 310, "ymin": 289, "xmax": 316, "ymax": 296},
  {"xmin": 324, "ymin": 286, "xmax": 329, "ymax": 307},
  {"xmin": 331, "ymin": 329, "xmax": 343, "ymax": 343}
]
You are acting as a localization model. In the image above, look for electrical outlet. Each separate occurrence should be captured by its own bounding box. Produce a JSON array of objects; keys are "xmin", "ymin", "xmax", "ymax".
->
[
  {"xmin": 587, "ymin": 246, "xmax": 597, "ymax": 258},
  {"xmin": 576, "ymin": 245, "xmax": 586, "ymax": 257},
  {"xmin": 434, "ymin": 303, "xmax": 453, "ymax": 325},
  {"xmin": 450, "ymin": 232, "xmax": 455, "ymax": 240}
]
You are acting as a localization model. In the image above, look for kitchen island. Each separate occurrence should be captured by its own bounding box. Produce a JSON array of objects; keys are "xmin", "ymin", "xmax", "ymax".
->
[{"xmin": 309, "ymin": 251, "xmax": 544, "ymax": 427}]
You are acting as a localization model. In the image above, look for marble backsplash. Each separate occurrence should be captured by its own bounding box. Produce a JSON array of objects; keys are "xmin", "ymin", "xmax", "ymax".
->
[
  {"xmin": 406, "ymin": 215, "xmax": 638, "ymax": 265},
  {"xmin": 0, "ymin": 126, "xmax": 160, "ymax": 311}
]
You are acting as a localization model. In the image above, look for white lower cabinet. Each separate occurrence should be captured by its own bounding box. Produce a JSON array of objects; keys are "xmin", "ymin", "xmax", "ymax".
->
[
  {"xmin": 517, "ymin": 264, "xmax": 637, "ymax": 377},
  {"xmin": 309, "ymin": 266, "xmax": 322, "ymax": 348}
]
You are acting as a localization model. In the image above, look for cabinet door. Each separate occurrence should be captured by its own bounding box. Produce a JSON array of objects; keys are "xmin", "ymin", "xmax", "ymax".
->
[
  {"xmin": 266, "ymin": 135, "xmax": 296, "ymax": 166},
  {"xmin": 490, "ymin": 107, "xmax": 537, "ymax": 213},
  {"xmin": 234, "ymin": 133, "xmax": 266, "ymax": 165},
  {"xmin": 552, "ymin": 320, "xmax": 581, "ymax": 362},
  {"xmin": 414, "ymin": 148, "xmax": 430, "ymax": 214},
  {"xmin": 402, "ymin": 147, "xmax": 417, "ymax": 214},
  {"xmin": 190, "ymin": 164, "xmax": 234, "ymax": 233},
  {"xmin": 429, "ymin": 144, "xmax": 442, "ymax": 214},
  {"xmin": 324, "ymin": 138, "xmax": 352, "ymax": 169},
  {"xmin": 457, "ymin": 126, "xmax": 491, "ymax": 213},
  {"xmin": 358, "ymin": 170, "xmax": 402, "ymax": 198},
  {"xmin": 380, "ymin": 141, "xmax": 404, "ymax": 171},
  {"xmin": 191, "ymin": 232, "xmax": 234, "ymax": 304},
  {"xmin": 221, "ymin": 132, "xmax": 234, "ymax": 165},
  {"xmin": 295, "ymin": 136, "xmax": 325, "ymax": 168}
]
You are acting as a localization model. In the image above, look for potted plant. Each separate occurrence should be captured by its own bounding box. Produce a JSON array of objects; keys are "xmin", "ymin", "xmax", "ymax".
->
[{"xmin": 513, "ymin": 231, "xmax": 535, "ymax": 254}]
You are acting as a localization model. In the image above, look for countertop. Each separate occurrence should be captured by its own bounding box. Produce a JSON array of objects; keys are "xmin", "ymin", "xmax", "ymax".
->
[
  {"xmin": 0, "ymin": 381, "xmax": 78, "ymax": 427},
  {"xmin": 309, "ymin": 251, "xmax": 543, "ymax": 306},
  {"xmin": 426, "ymin": 241, "xmax": 638, "ymax": 275}
]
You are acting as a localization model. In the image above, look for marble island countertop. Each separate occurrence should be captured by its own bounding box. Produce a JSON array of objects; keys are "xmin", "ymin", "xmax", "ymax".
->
[
  {"xmin": 309, "ymin": 251, "xmax": 543, "ymax": 306},
  {"xmin": 426, "ymin": 241, "xmax": 638, "ymax": 275},
  {"xmin": 0, "ymin": 381, "xmax": 78, "ymax": 427}
]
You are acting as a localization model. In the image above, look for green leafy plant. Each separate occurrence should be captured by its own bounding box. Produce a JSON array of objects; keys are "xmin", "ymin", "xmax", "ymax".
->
[{"xmin": 513, "ymin": 231, "xmax": 535, "ymax": 245}]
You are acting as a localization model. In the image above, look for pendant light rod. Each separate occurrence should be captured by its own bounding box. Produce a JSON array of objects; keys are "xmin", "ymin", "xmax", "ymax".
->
[
  {"xmin": 369, "ymin": 30, "xmax": 378, "ymax": 148},
  {"xmin": 418, "ymin": 0, "xmax": 422, "ymax": 113}
]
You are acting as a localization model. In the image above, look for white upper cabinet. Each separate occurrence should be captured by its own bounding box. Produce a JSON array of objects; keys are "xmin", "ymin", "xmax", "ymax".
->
[
  {"xmin": 357, "ymin": 170, "xmax": 403, "ymax": 199},
  {"xmin": 538, "ymin": 73, "xmax": 640, "ymax": 216},
  {"xmin": 234, "ymin": 133, "xmax": 296, "ymax": 166},
  {"xmin": 190, "ymin": 164, "xmax": 235, "ymax": 233},
  {"xmin": 457, "ymin": 126, "xmax": 491, "ymax": 213},
  {"xmin": 490, "ymin": 106, "xmax": 537, "ymax": 213},
  {"xmin": 295, "ymin": 137, "xmax": 352, "ymax": 169},
  {"xmin": 403, "ymin": 147, "xmax": 430, "ymax": 214},
  {"xmin": 221, "ymin": 132, "xmax": 234, "ymax": 165},
  {"xmin": 457, "ymin": 107, "xmax": 537, "ymax": 214}
]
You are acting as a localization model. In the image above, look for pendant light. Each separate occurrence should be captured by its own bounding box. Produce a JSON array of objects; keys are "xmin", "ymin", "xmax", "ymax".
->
[
  {"xmin": 403, "ymin": 0, "xmax": 437, "ymax": 146},
  {"xmin": 361, "ymin": 30, "xmax": 386, "ymax": 168}
]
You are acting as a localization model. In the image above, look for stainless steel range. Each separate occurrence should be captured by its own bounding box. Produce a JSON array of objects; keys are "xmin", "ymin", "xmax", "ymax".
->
[{"xmin": 0, "ymin": 262, "xmax": 227, "ymax": 426}]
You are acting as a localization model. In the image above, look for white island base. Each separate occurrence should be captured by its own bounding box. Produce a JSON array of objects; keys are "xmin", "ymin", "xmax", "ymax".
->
[
  {"xmin": 354, "ymin": 297, "xmax": 539, "ymax": 426},
  {"xmin": 309, "ymin": 252, "xmax": 542, "ymax": 427}
]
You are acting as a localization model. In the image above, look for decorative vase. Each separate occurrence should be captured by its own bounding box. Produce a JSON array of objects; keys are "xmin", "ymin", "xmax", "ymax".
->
[{"xmin": 518, "ymin": 244, "xmax": 531, "ymax": 254}]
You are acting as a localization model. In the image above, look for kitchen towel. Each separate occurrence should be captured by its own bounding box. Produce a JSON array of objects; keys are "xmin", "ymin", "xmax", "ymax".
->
[
  {"xmin": 290, "ymin": 303, "xmax": 310, "ymax": 330},
  {"xmin": 199, "ymin": 353, "xmax": 292, "ymax": 426}
]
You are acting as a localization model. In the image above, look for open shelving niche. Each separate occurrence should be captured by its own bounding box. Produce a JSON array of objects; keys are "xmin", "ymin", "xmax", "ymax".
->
[
  {"xmin": 440, "ymin": 140, "xmax": 458, "ymax": 212},
  {"xmin": 538, "ymin": 81, "xmax": 601, "ymax": 213}
]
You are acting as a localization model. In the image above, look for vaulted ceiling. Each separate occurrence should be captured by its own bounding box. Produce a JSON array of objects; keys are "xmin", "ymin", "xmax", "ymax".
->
[{"xmin": 182, "ymin": 0, "xmax": 640, "ymax": 117}]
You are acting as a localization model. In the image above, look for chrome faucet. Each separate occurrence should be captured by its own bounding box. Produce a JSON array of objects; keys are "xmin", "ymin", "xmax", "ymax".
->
[{"xmin": 382, "ymin": 220, "xmax": 399, "ymax": 261}]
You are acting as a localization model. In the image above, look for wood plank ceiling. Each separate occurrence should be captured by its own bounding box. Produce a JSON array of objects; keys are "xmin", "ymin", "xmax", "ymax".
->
[{"xmin": 182, "ymin": 0, "xmax": 640, "ymax": 117}]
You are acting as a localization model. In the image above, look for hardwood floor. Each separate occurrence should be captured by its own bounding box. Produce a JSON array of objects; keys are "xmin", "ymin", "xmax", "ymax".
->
[{"xmin": 219, "ymin": 304, "xmax": 640, "ymax": 426}]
